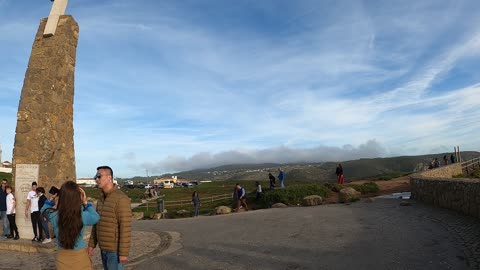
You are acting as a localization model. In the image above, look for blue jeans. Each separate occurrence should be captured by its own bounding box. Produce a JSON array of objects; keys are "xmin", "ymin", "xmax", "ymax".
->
[
  {"xmin": 40, "ymin": 218, "xmax": 50, "ymax": 239},
  {"xmin": 101, "ymin": 250, "xmax": 124, "ymax": 270},
  {"xmin": 1, "ymin": 211, "xmax": 9, "ymax": 236},
  {"xmin": 194, "ymin": 204, "xmax": 199, "ymax": 216},
  {"xmin": 280, "ymin": 180, "xmax": 285, "ymax": 188}
]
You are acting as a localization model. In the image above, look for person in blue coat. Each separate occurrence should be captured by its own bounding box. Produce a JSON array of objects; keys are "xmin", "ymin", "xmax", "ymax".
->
[
  {"xmin": 42, "ymin": 181, "xmax": 100, "ymax": 270},
  {"xmin": 278, "ymin": 167, "xmax": 286, "ymax": 188}
]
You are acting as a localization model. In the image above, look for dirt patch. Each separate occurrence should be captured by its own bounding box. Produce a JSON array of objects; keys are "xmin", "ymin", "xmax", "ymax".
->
[{"xmin": 324, "ymin": 176, "xmax": 411, "ymax": 204}]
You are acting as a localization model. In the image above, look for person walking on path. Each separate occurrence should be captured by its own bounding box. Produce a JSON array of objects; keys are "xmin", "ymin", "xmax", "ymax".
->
[
  {"xmin": 235, "ymin": 184, "xmax": 249, "ymax": 212},
  {"xmin": 278, "ymin": 168, "xmax": 286, "ymax": 188},
  {"xmin": 25, "ymin": 181, "xmax": 43, "ymax": 242},
  {"xmin": 335, "ymin": 164, "xmax": 345, "ymax": 184},
  {"xmin": 88, "ymin": 166, "xmax": 132, "ymax": 270},
  {"xmin": 192, "ymin": 191, "xmax": 200, "ymax": 217},
  {"xmin": 41, "ymin": 181, "xmax": 100, "ymax": 270},
  {"xmin": 0, "ymin": 179, "xmax": 9, "ymax": 238},
  {"xmin": 5, "ymin": 186, "xmax": 19, "ymax": 240},
  {"xmin": 268, "ymin": 173, "xmax": 276, "ymax": 189},
  {"xmin": 255, "ymin": 181, "xmax": 263, "ymax": 201}
]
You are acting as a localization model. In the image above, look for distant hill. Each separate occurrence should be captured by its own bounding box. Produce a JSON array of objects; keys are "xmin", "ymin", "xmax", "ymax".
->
[{"xmin": 119, "ymin": 151, "xmax": 480, "ymax": 183}]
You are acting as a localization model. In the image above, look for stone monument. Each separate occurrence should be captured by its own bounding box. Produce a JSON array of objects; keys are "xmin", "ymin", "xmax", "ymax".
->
[{"xmin": 12, "ymin": 0, "xmax": 78, "ymax": 239}]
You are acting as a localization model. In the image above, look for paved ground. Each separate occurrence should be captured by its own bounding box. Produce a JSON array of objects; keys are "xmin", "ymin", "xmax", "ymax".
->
[{"xmin": 0, "ymin": 198, "xmax": 479, "ymax": 270}]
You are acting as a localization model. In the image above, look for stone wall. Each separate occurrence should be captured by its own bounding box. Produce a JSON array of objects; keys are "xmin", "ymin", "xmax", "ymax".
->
[
  {"xmin": 410, "ymin": 176, "xmax": 480, "ymax": 219},
  {"xmin": 411, "ymin": 162, "xmax": 480, "ymax": 219}
]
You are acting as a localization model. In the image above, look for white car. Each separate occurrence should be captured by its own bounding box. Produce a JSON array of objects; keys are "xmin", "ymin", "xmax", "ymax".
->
[{"xmin": 144, "ymin": 184, "xmax": 153, "ymax": 189}]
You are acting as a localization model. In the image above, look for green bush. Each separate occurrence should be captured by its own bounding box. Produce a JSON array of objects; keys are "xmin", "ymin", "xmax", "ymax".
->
[
  {"xmin": 0, "ymin": 172, "xmax": 12, "ymax": 182},
  {"xmin": 260, "ymin": 184, "xmax": 330, "ymax": 207},
  {"xmin": 351, "ymin": 182, "xmax": 379, "ymax": 194}
]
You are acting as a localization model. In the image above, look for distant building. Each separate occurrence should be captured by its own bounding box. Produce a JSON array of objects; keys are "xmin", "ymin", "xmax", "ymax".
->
[
  {"xmin": 76, "ymin": 177, "xmax": 118, "ymax": 186},
  {"xmin": 76, "ymin": 178, "xmax": 97, "ymax": 187},
  {"xmin": 153, "ymin": 176, "xmax": 189, "ymax": 184},
  {"xmin": 2, "ymin": 161, "xmax": 12, "ymax": 168},
  {"xmin": 0, "ymin": 144, "xmax": 12, "ymax": 173}
]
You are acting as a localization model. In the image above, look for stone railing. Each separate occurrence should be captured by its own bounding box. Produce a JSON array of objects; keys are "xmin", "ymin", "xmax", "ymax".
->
[{"xmin": 410, "ymin": 158, "xmax": 480, "ymax": 219}]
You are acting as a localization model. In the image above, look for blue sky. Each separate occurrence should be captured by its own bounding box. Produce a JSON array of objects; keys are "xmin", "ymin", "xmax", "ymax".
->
[{"xmin": 1, "ymin": 0, "xmax": 479, "ymax": 178}]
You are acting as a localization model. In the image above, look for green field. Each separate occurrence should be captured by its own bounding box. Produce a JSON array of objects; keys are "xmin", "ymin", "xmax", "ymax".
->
[{"xmin": 83, "ymin": 180, "xmax": 330, "ymax": 219}]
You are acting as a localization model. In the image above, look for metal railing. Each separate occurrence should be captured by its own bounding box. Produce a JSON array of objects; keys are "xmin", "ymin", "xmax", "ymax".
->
[{"xmin": 136, "ymin": 193, "xmax": 233, "ymax": 209}]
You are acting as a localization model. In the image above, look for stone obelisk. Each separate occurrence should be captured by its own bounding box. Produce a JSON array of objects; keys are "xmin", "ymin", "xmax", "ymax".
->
[{"xmin": 12, "ymin": 0, "xmax": 78, "ymax": 239}]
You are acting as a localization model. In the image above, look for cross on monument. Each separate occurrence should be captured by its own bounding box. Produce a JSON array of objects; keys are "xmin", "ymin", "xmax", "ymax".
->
[{"xmin": 43, "ymin": 0, "xmax": 69, "ymax": 37}]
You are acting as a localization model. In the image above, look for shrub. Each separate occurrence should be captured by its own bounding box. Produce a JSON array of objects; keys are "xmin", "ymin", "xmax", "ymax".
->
[
  {"xmin": 260, "ymin": 184, "xmax": 330, "ymax": 207},
  {"xmin": 351, "ymin": 182, "xmax": 379, "ymax": 194}
]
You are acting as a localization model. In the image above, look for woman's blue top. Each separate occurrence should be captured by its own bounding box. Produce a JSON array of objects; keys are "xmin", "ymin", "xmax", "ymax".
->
[{"xmin": 41, "ymin": 200, "xmax": 100, "ymax": 250}]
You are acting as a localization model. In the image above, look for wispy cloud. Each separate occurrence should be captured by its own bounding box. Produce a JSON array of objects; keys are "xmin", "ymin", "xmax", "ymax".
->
[{"xmin": 1, "ymin": 0, "xmax": 479, "ymax": 177}]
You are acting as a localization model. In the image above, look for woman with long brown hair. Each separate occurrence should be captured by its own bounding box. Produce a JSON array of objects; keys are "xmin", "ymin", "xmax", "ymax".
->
[{"xmin": 42, "ymin": 181, "xmax": 100, "ymax": 270}]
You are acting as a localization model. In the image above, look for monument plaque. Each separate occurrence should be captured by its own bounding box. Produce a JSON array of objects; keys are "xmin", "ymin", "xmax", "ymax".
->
[{"xmin": 15, "ymin": 164, "xmax": 39, "ymax": 239}]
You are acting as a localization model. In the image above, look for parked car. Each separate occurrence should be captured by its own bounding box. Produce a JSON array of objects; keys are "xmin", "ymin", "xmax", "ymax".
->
[
  {"xmin": 136, "ymin": 184, "xmax": 145, "ymax": 189},
  {"xmin": 181, "ymin": 182, "xmax": 193, "ymax": 187},
  {"xmin": 144, "ymin": 184, "xmax": 153, "ymax": 189}
]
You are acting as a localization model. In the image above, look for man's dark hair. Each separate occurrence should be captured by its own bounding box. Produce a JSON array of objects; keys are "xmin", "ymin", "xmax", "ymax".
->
[
  {"xmin": 32, "ymin": 181, "xmax": 38, "ymax": 186},
  {"xmin": 97, "ymin": 166, "xmax": 113, "ymax": 178},
  {"xmin": 1, "ymin": 179, "xmax": 7, "ymax": 182}
]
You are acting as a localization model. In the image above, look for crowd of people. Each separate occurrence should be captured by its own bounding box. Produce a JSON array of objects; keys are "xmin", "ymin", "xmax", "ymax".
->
[
  {"xmin": 428, "ymin": 154, "xmax": 456, "ymax": 169},
  {"xmin": 0, "ymin": 165, "xmax": 132, "ymax": 270}
]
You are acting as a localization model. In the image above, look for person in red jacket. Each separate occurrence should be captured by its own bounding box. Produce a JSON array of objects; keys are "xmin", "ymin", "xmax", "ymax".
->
[{"xmin": 335, "ymin": 163, "xmax": 344, "ymax": 184}]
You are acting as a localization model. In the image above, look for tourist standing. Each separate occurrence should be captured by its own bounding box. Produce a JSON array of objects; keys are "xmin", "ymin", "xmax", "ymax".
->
[
  {"xmin": 192, "ymin": 191, "xmax": 200, "ymax": 217},
  {"xmin": 6, "ymin": 186, "xmax": 19, "ymax": 240},
  {"xmin": 278, "ymin": 168, "xmax": 286, "ymax": 188},
  {"xmin": 88, "ymin": 166, "xmax": 132, "ymax": 270},
  {"xmin": 336, "ymin": 164, "xmax": 344, "ymax": 184},
  {"xmin": 268, "ymin": 173, "xmax": 276, "ymax": 189},
  {"xmin": 42, "ymin": 181, "xmax": 99, "ymax": 269},
  {"xmin": 255, "ymin": 181, "xmax": 263, "ymax": 201},
  {"xmin": 0, "ymin": 179, "xmax": 9, "ymax": 238},
  {"xmin": 443, "ymin": 155, "xmax": 448, "ymax": 166},
  {"xmin": 25, "ymin": 181, "xmax": 43, "ymax": 242},
  {"xmin": 434, "ymin": 158, "xmax": 440, "ymax": 168},
  {"xmin": 450, "ymin": 154, "xmax": 456, "ymax": 164},
  {"xmin": 235, "ymin": 184, "xmax": 249, "ymax": 212}
]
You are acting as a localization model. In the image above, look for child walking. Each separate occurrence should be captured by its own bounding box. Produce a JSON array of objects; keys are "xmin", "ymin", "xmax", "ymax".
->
[{"xmin": 6, "ymin": 186, "xmax": 19, "ymax": 240}]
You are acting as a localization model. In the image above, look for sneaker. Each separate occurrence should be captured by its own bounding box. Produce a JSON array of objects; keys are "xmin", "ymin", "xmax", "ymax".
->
[
  {"xmin": 37, "ymin": 238, "xmax": 43, "ymax": 243},
  {"xmin": 14, "ymin": 235, "xmax": 19, "ymax": 240},
  {"xmin": 31, "ymin": 237, "xmax": 38, "ymax": 242},
  {"xmin": 42, "ymin": 238, "xmax": 52, "ymax": 244}
]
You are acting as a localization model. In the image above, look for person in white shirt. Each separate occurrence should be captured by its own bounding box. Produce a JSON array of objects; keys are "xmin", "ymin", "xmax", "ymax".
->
[
  {"xmin": 25, "ymin": 181, "xmax": 43, "ymax": 242},
  {"xmin": 6, "ymin": 186, "xmax": 19, "ymax": 240},
  {"xmin": 255, "ymin": 181, "xmax": 263, "ymax": 201}
]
